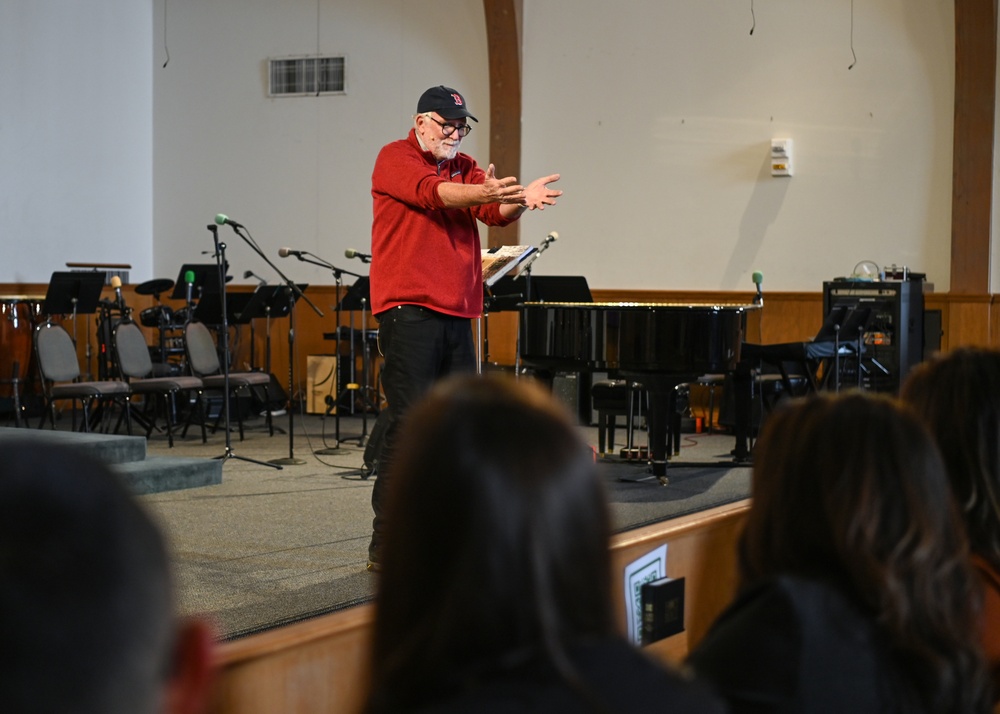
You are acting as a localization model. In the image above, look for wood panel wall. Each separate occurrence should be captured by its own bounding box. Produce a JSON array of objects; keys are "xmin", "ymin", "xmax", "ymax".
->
[
  {"xmin": 207, "ymin": 500, "xmax": 749, "ymax": 714},
  {"xmin": 2, "ymin": 283, "xmax": 997, "ymax": 407}
]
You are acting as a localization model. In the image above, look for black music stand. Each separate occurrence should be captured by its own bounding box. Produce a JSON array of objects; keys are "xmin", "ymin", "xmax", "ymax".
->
[
  {"xmin": 42, "ymin": 271, "xmax": 105, "ymax": 317},
  {"xmin": 41, "ymin": 272, "xmax": 106, "ymax": 363},
  {"xmin": 333, "ymin": 277, "xmax": 375, "ymax": 445},
  {"xmin": 240, "ymin": 284, "xmax": 308, "ymax": 374},
  {"xmin": 527, "ymin": 275, "xmax": 594, "ymax": 302},
  {"xmin": 267, "ymin": 282, "xmax": 309, "ymax": 465},
  {"xmin": 192, "ymin": 290, "xmax": 252, "ymax": 325},
  {"xmin": 171, "ymin": 264, "xmax": 226, "ymax": 299}
]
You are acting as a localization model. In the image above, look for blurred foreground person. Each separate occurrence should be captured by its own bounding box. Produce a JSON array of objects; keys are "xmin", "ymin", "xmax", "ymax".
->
[
  {"xmin": 0, "ymin": 443, "xmax": 216, "ymax": 714},
  {"xmin": 902, "ymin": 346, "xmax": 1000, "ymax": 701},
  {"xmin": 687, "ymin": 392, "xmax": 991, "ymax": 713},
  {"xmin": 364, "ymin": 374, "xmax": 725, "ymax": 714}
]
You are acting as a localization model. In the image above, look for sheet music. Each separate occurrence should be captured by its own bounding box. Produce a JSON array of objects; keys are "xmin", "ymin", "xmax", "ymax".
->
[{"xmin": 481, "ymin": 245, "xmax": 537, "ymax": 287}]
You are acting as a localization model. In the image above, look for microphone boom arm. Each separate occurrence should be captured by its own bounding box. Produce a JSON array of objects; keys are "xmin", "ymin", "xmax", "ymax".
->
[{"xmin": 223, "ymin": 224, "xmax": 324, "ymax": 318}]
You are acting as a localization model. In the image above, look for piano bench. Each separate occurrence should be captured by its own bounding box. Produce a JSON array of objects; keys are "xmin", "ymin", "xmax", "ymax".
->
[
  {"xmin": 591, "ymin": 379, "xmax": 646, "ymax": 455},
  {"xmin": 692, "ymin": 374, "xmax": 727, "ymax": 434}
]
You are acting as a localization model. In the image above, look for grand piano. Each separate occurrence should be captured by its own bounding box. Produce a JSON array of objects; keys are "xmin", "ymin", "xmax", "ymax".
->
[{"xmin": 519, "ymin": 301, "xmax": 757, "ymax": 481}]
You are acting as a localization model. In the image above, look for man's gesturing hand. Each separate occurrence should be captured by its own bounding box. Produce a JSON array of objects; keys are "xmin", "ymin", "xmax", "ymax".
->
[
  {"xmin": 482, "ymin": 163, "xmax": 526, "ymax": 205},
  {"xmin": 522, "ymin": 174, "xmax": 562, "ymax": 211}
]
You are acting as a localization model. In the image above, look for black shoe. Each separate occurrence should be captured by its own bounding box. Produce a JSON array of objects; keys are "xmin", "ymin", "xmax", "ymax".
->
[{"xmin": 366, "ymin": 559, "xmax": 381, "ymax": 573}]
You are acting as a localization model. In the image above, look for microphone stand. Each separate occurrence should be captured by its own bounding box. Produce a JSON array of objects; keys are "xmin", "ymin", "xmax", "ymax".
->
[
  {"xmin": 511, "ymin": 238, "xmax": 554, "ymax": 376},
  {"xmin": 207, "ymin": 224, "xmax": 280, "ymax": 469},
  {"xmin": 222, "ymin": 229, "xmax": 324, "ymax": 467},
  {"xmin": 289, "ymin": 253, "xmax": 365, "ymax": 452}
]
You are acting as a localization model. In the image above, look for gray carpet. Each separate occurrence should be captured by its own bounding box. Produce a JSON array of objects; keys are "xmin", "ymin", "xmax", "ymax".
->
[{"xmin": 4, "ymin": 410, "xmax": 750, "ymax": 640}]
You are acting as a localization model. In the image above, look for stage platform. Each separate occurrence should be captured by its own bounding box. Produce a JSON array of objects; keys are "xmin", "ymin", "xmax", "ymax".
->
[{"xmin": 0, "ymin": 408, "xmax": 751, "ymax": 640}]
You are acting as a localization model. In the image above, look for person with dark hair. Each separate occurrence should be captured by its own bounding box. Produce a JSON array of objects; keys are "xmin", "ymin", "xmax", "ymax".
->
[
  {"xmin": 363, "ymin": 374, "xmax": 725, "ymax": 714},
  {"xmin": 901, "ymin": 346, "xmax": 1000, "ymax": 700},
  {"xmin": 686, "ymin": 392, "xmax": 992, "ymax": 713},
  {"xmin": 0, "ymin": 443, "xmax": 216, "ymax": 714},
  {"xmin": 366, "ymin": 84, "xmax": 562, "ymax": 571}
]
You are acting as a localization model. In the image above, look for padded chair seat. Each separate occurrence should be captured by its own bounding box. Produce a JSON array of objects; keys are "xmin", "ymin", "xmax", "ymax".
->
[
  {"xmin": 50, "ymin": 381, "xmax": 130, "ymax": 398},
  {"xmin": 128, "ymin": 376, "xmax": 204, "ymax": 394},
  {"xmin": 201, "ymin": 372, "xmax": 271, "ymax": 390}
]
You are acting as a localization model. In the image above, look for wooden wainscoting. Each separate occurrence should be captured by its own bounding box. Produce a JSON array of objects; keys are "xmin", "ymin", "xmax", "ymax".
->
[{"xmin": 3, "ymin": 282, "xmax": 999, "ymax": 404}]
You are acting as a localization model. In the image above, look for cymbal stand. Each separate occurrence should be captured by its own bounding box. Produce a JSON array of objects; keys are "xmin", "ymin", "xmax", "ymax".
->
[{"xmin": 206, "ymin": 223, "xmax": 281, "ymax": 470}]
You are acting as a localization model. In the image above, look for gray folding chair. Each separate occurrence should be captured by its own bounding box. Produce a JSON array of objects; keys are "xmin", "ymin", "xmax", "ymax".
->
[
  {"xmin": 114, "ymin": 320, "xmax": 206, "ymax": 446},
  {"xmin": 34, "ymin": 321, "xmax": 131, "ymax": 433},
  {"xmin": 184, "ymin": 321, "xmax": 274, "ymax": 441}
]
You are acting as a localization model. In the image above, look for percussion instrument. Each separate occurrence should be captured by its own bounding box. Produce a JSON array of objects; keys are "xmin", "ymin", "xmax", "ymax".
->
[
  {"xmin": 135, "ymin": 277, "xmax": 175, "ymax": 297},
  {"xmin": 140, "ymin": 304, "xmax": 175, "ymax": 328},
  {"xmin": 0, "ymin": 296, "xmax": 44, "ymax": 398}
]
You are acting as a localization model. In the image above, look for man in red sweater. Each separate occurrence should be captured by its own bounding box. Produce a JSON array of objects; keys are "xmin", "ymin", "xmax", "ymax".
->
[{"xmin": 366, "ymin": 85, "xmax": 561, "ymax": 570}]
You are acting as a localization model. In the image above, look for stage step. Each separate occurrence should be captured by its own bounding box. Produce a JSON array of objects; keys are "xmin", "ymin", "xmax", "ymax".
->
[
  {"xmin": 114, "ymin": 455, "xmax": 222, "ymax": 495},
  {"xmin": 0, "ymin": 427, "xmax": 222, "ymax": 494}
]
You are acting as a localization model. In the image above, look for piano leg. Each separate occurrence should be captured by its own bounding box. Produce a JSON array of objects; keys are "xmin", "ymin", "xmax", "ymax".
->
[
  {"xmin": 732, "ymin": 361, "xmax": 753, "ymax": 463},
  {"xmin": 647, "ymin": 392, "xmax": 670, "ymax": 485}
]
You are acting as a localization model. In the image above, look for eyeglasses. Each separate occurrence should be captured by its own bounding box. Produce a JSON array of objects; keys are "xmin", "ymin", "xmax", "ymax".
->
[{"xmin": 425, "ymin": 115, "xmax": 472, "ymax": 138}]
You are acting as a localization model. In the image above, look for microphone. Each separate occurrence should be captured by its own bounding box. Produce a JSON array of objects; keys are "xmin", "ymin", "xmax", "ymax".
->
[
  {"xmin": 278, "ymin": 247, "xmax": 307, "ymax": 258},
  {"xmin": 185, "ymin": 270, "xmax": 196, "ymax": 308},
  {"xmin": 345, "ymin": 248, "xmax": 372, "ymax": 264},
  {"xmin": 541, "ymin": 231, "xmax": 559, "ymax": 250},
  {"xmin": 214, "ymin": 213, "xmax": 244, "ymax": 229},
  {"xmin": 752, "ymin": 270, "xmax": 763, "ymax": 306},
  {"xmin": 244, "ymin": 269, "xmax": 267, "ymax": 285},
  {"xmin": 110, "ymin": 276, "xmax": 125, "ymax": 310}
]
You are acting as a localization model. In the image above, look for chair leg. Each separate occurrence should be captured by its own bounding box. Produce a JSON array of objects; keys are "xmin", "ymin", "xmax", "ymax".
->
[
  {"xmin": 163, "ymin": 393, "xmax": 175, "ymax": 448},
  {"xmin": 597, "ymin": 412, "xmax": 608, "ymax": 454},
  {"xmin": 263, "ymin": 384, "xmax": 274, "ymax": 437}
]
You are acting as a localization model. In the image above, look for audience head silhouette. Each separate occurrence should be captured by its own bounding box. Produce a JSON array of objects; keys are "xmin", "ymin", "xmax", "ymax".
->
[
  {"xmin": 902, "ymin": 346, "xmax": 1000, "ymax": 703},
  {"xmin": 689, "ymin": 392, "xmax": 991, "ymax": 713},
  {"xmin": 0, "ymin": 443, "xmax": 215, "ymax": 714},
  {"xmin": 366, "ymin": 374, "xmax": 725, "ymax": 714},
  {"xmin": 901, "ymin": 347, "xmax": 1000, "ymax": 570}
]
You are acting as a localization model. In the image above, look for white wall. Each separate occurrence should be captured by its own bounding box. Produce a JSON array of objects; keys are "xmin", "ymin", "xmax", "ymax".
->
[
  {"xmin": 0, "ymin": 0, "xmax": 153, "ymax": 284},
  {"xmin": 0, "ymin": 0, "xmax": 966, "ymax": 293},
  {"xmin": 152, "ymin": 0, "xmax": 492, "ymax": 290},
  {"xmin": 519, "ymin": 0, "xmax": 956, "ymax": 291}
]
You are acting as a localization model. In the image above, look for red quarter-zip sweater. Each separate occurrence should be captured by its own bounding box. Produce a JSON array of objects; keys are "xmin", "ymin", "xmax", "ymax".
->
[{"xmin": 370, "ymin": 129, "xmax": 515, "ymax": 319}]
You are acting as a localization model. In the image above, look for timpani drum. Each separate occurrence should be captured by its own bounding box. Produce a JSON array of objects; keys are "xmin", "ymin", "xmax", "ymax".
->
[{"xmin": 0, "ymin": 296, "xmax": 44, "ymax": 398}]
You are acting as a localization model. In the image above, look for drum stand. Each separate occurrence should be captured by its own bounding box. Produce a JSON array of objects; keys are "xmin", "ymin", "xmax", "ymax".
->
[{"xmin": 206, "ymin": 224, "xmax": 281, "ymax": 470}]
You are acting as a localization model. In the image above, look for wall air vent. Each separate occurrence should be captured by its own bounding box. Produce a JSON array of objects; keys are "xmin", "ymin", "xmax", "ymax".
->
[{"xmin": 268, "ymin": 55, "xmax": 345, "ymax": 97}]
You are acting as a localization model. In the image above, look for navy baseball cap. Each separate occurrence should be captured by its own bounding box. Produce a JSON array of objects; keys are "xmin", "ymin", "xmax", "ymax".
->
[{"xmin": 417, "ymin": 85, "xmax": 478, "ymax": 122}]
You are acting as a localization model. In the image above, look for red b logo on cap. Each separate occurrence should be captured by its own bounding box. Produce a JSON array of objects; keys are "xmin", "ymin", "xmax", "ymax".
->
[{"xmin": 451, "ymin": 93, "xmax": 463, "ymax": 106}]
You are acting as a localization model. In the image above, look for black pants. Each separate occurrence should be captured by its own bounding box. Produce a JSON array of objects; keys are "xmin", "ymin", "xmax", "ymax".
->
[{"xmin": 368, "ymin": 305, "xmax": 476, "ymax": 560}]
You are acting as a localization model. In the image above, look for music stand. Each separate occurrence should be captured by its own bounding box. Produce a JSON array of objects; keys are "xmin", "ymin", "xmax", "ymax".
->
[
  {"xmin": 527, "ymin": 275, "xmax": 593, "ymax": 302},
  {"xmin": 42, "ymin": 271, "xmax": 105, "ymax": 316},
  {"xmin": 238, "ymin": 284, "xmax": 307, "ymax": 376},
  {"xmin": 41, "ymin": 272, "xmax": 106, "ymax": 357},
  {"xmin": 268, "ymin": 282, "xmax": 309, "ymax": 466},
  {"xmin": 333, "ymin": 277, "xmax": 375, "ymax": 445},
  {"xmin": 170, "ymin": 263, "xmax": 226, "ymax": 299},
  {"xmin": 192, "ymin": 290, "xmax": 252, "ymax": 326}
]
